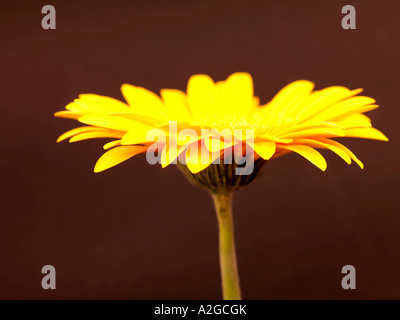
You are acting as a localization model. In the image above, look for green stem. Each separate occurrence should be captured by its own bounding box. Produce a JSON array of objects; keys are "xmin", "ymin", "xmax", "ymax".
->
[{"xmin": 211, "ymin": 191, "xmax": 242, "ymax": 300}]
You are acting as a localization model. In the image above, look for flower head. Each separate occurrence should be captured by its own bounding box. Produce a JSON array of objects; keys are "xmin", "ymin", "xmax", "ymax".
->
[{"xmin": 55, "ymin": 72, "xmax": 387, "ymax": 178}]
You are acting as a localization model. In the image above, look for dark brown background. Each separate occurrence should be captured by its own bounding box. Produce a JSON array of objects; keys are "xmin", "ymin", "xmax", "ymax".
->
[{"xmin": 0, "ymin": 0, "xmax": 399, "ymax": 299}]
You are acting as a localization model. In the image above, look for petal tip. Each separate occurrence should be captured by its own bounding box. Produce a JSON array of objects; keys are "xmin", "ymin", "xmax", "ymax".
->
[{"xmin": 94, "ymin": 163, "xmax": 104, "ymax": 173}]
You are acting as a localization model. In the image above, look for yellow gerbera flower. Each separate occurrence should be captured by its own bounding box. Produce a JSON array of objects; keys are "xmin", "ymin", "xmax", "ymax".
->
[
  {"xmin": 55, "ymin": 72, "xmax": 387, "ymax": 174},
  {"xmin": 55, "ymin": 72, "xmax": 387, "ymax": 300}
]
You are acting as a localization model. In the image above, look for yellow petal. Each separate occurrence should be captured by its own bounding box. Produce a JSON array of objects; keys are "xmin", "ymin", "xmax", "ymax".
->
[
  {"xmin": 94, "ymin": 146, "xmax": 147, "ymax": 173},
  {"xmin": 76, "ymin": 94, "xmax": 130, "ymax": 114},
  {"xmin": 187, "ymin": 74, "xmax": 218, "ymax": 118},
  {"xmin": 344, "ymin": 127, "xmax": 388, "ymax": 141},
  {"xmin": 347, "ymin": 113, "xmax": 371, "ymax": 122},
  {"xmin": 160, "ymin": 89, "xmax": 191, "ymax": 120},
  {"xmin": 121, "ymin": 123, "xmax": 162, "ymax": 145},
  {"xmin": 160, "ymin": 144, "xmax": 176, "ymax": 168},
  {"xmin": 186, "ymin": 152, "xmax": 222, "ymax": 174},
  {"xmin": 255, "ymin": 134, "xmax": 293, "ymax": 144},
  {"xmin": 78, "ymin": 114, "xmax": 138, "ymax": 132},
  {"xmin": 121, "ymin": 84, "xmax": 167, "ymax": 120},
  {"xmin": 248, "ymin": 141, "xmax": 276, "ymax": 160},
  {"xmin": 317, "ymin": 138, "xmax": 364, "ymax": 168},
  {"xmin": 263, "ymin": 80, "xmax": 314, "ymax": 116},
  {"xmin": 298, "ymin": 87, "xmax": 362, "ymax": 122},
  {"xmin": 291, "ymin": 139, "xmax": 351, "ymax": 164},
  {"xmin": 338, "ymin": 117, "xmax": 372, "ymax": 129},
  {"xmin": 160, "ymin": 141, "xmax": 188, "ymax": 168},
  {"xmin": 185, "ymin": 140, "xmax": 222, "ymax": 174},
  {"xmin": 339, "ymin": 114, "xmax": 372, "ymax": 130},
  {"xmin": 65, "ymin": 102, "xmax": 81, "ymax": 112},
  {"xmin": 311, "ymin": 97, "xmax": 378, "ymax": 122},
  {"xmin": 279, "ymin": 145, "xmax": 327, "ymax": 171},
  {"xmin": 274, "ymin": 122, "xmax": 342, "ymax": 137},
  {"xmin": 218, "ymin": 72, "xmax": 254, "ymax": 116},
  {"xmin": 108, "ymin": 112, "xmax": 165, "ymax": 127},
  {"xmin": 279, "ymin": 127, "xmax": 345, "ymax": 140},
  {"xmin": 57, "ymin": 126, "xmax": 110, "ymax": 143},
  {"xmin": 69, "ymin": 131, "xmax": 123, "ymax": 143},
  {"xmin": 103, "ymin": 140, "xmax": 122, "ymax": 150},
  {"xmin": 54, "ymin": 110, "xmax": 82, "ymax": 119}
]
